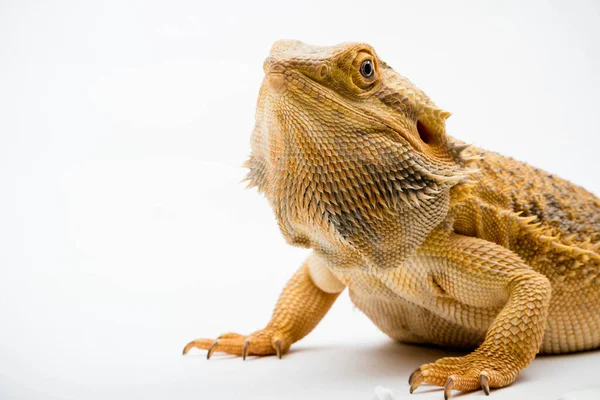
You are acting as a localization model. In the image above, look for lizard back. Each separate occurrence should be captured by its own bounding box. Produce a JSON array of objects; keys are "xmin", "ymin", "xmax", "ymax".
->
[{"xmin": 451, "ymin": 146, "xmax": 600, "ymax": 291}]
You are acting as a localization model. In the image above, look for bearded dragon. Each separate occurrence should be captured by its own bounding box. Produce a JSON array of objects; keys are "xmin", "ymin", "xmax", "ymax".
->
[{"xmin": 182, "ymin": 41, "xmax": 600, "ymax": 398}]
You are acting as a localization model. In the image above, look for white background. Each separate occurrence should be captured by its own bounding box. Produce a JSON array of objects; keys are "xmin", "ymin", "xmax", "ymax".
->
[{"xmin": 1, "ymin": 1, "xmax": 599, "ymax": 399}]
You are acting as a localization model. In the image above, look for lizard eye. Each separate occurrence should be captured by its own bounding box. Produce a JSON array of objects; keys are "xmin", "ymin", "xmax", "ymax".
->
[
  {"xmin": 360, "ymin": 59, "xmax": 374, "ymax": 79},
  {"xmin": 352, "ymin": 52, "xmax": 377, "ymax": 90}
]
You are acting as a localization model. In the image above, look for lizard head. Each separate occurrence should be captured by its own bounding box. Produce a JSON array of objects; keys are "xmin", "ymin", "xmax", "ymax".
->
[{"xmin": 245, "ymin": 40, "xmax": 471, "ymax": 267}]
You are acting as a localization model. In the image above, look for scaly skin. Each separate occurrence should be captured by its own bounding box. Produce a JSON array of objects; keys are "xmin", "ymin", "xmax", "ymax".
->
[{"xmin": 183, "ymin": 41, "xmax": 600, "ymax": 398}]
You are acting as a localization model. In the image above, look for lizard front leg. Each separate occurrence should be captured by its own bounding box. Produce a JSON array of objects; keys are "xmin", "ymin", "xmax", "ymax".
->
[
  {"xmin": 182, "ymin": 254, "xmax": 344, "ymax": 359},
  {"xmin": 409, "ymin": 233, "xmax": 552, "ymax": 398}
]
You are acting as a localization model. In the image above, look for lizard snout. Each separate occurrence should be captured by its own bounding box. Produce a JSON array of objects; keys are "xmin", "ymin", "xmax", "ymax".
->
[
  {"xmin": 263, "ymin": 57, "xmax": 288, "ymax": 96},
  {"xmin": 263, "ymin": 58, "xmax": 287, "ymax": 75}
]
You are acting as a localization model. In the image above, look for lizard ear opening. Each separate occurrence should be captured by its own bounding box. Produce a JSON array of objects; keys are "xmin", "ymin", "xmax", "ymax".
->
[{"xmin": 417, "ymin": 119, "xmax": 436, "ymax": 145}]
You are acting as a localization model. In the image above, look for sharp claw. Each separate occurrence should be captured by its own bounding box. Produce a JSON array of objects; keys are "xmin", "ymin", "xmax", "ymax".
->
[
  {"xmin": 275, "ymin": 340, "xmax": 282, "ymax": 359},
  {"xmin": 480, "ymin": 374, "xmax": 490, "ymax": 396},
  {"xmin": 242, "ymin": 339, "xmax": 249, "ymax": 360},
  {"xmin": 206, "ymin": 341, "xmax": 218, "ymax": 360},
  {"xmin": 444, "ymin": 377, "xmax": 454, "ymax": 400},
  {"xmin": 408, "ymin": 367, "xmax": 421, "ymax": 385},
  {"xmin": 409, "ymin": 372, "xmax": 423, "ymax": 394},
  {"xmin": 182, "ymin": 341, "xmax": 193, "ymax": 355}
]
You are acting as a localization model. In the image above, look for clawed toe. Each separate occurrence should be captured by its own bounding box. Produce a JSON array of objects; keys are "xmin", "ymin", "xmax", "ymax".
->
[
  {"xmin": 480, "ymin": 374, "xmax": 490, "ymax": 396},
  {"xmin": 443, "ymin": 377, "xmax": 453, "ymax": 400},
  {"xmin": 182, "ymin": 338, "xmax": 214, "ymax": 355},
  {"xmin": 242, "ymin": 339, "xmax": 250, "ymax": 360},
  {"xmin": 408, "ymin": 367, "xmax": 421, "ymax": 384},
  {"xmin": 182, "ymin": 329, "xmax": 290, "ymax": 359},
  {"xmin": 407, "ymin": 355, "xmax": 506, "ymax": 399},
  {"xmin": 275, "ymin": 339, "xmax": 282, "ymax": 359},
  {"xmin": 206, "ymin": 341, "xmax": 218, "ymax": 359}
]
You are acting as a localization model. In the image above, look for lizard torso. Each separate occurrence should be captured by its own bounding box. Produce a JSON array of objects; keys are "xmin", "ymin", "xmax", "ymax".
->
[
  {"xmin": 330, "ymin": 149, "xmax": 600, "ymax": 354},
  {"xmin": 246, "ymin": 41, "xmax": 600, "ymax": 355},
  {"xmin": 185, "ymin": 40, "xmax": 600, "ymax": 394}
]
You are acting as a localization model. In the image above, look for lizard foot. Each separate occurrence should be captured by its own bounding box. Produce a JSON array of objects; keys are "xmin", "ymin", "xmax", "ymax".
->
[
  {"xmin": 182, "ymin": 328, "xmax": 291, "ymax": 359},
  {"xmin": 408, "ymin": 352, "xmax": 519, "ymax": 399}
]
